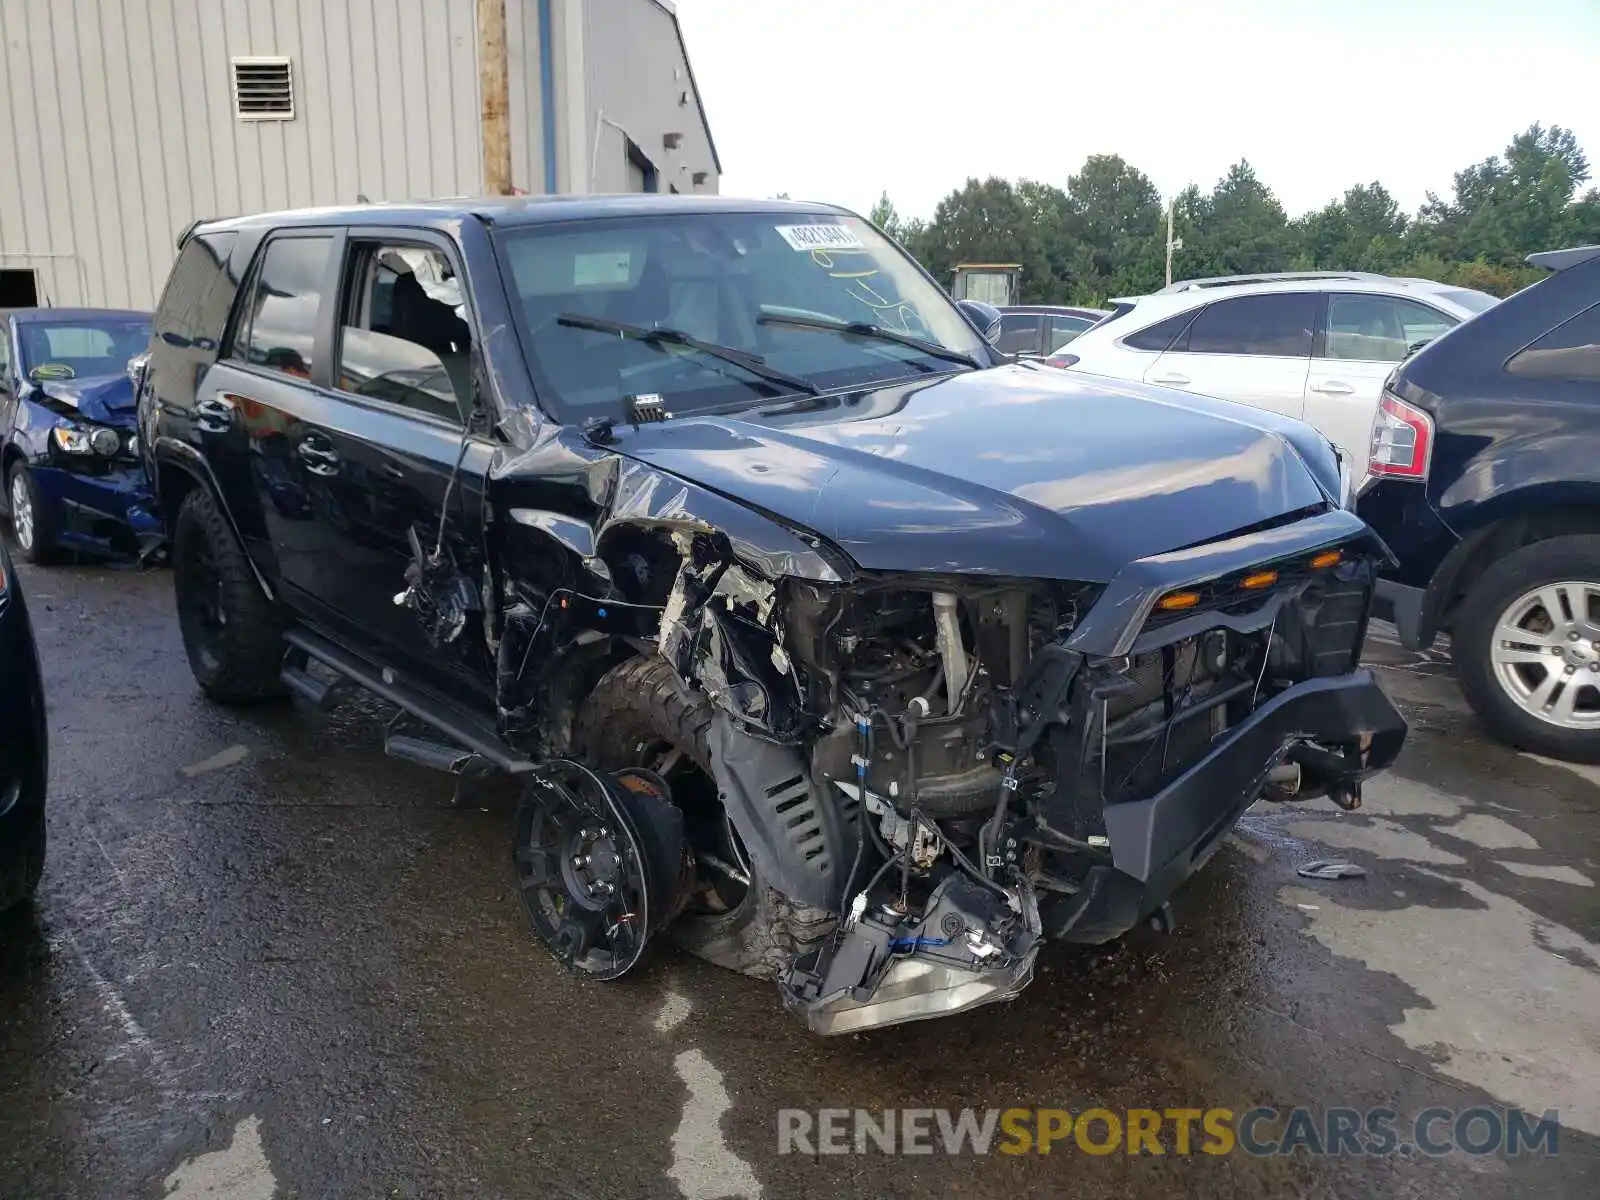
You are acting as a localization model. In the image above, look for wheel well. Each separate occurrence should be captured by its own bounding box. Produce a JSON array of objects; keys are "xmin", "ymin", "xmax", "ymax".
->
[
  {"xmin": 1434, "ymin": 506, "xmax": 1600, "ymax": 634},
  {"xmin": 156, "ymin": 460, "xmax": 202, "ymax": 537},
  {"xmin": 1, "ymin": 443, "xmax": 23, "ymax": 482}
]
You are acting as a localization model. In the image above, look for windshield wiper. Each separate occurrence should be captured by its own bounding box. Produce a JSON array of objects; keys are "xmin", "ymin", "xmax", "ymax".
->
[
  {"xmin": 756, "ymin": 312, "xmax": 981, "ymax": 369},
  {"xmin": 556, "ymin": 313, "xmax": 819, "ymax": 396}
]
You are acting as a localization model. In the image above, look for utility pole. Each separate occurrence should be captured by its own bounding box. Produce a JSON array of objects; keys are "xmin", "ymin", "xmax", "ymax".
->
[
  {"xmin": 479, "ymin": 0, "xmax": 513, "ymax": 195},
  {"xmin": 1165, "ymin": 197, "xmax": 1175, "ymax": 287}
]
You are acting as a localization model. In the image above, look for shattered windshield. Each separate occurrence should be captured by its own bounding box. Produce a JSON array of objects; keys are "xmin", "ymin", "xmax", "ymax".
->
[{"xmin": 496, "ymin": 212, "xmax": 986, "ymax": 420}]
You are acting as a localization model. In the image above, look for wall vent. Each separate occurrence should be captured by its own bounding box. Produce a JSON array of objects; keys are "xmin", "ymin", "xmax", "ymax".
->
[{"xmin": 231, "ymin": 56, "xmax": 294, "ymax": 120}]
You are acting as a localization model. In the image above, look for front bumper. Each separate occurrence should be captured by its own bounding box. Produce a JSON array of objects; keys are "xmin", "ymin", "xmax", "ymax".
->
[
  {"xmin": 31, "ymin": 463, "xmax": 163, "ymax": 558},
  {"xmin": 1041, "ymin": 669, "xmax": 1406, "ymax": 943}
]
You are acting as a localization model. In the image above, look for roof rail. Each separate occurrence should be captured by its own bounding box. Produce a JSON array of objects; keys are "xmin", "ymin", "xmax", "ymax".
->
[
  {"xmin": 1156, "ymin": 270, "xmax": 1389, "ymax": 294},
  {"xmin": 1527, "ymin": 245, "xmax": 1600, "ymax": 272},
  {"xmin": 175, "ymin": 217, "xmax": 209, "ymax": 250}
]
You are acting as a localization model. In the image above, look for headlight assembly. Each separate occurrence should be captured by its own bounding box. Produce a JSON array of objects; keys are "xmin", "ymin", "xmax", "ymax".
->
[
  {"xmin": 52, "ymin": 425, "xmax": 93, "ymax": 454},
  {"xmin": 51, "ymin": 424, "xmax": 121, "ymax": 456}
]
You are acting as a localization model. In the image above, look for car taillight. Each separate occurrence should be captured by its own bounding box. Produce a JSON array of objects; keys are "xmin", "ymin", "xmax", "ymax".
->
[
  {"xmin": 1045, "ymin": 353, "xmax": 1079, "ymax": 369},
  {"xmin": 1368, "ymin": 388, "xmax": 1433, "ymax": 479}
]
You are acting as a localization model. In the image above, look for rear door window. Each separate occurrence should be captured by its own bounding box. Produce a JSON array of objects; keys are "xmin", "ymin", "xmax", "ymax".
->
[
  {"xmin": 235, "ymin": 234, "xmax": 335, "ymax": 379},
  {"xmin": 1506, "ymin": 302, "xmax": 1600, "ymax": 383},
  {"xmin": 1047, "ymin": 314, "xmax": 1093, "ymax": 350},
  {"xmin": 1184, "ymin": 294, "xmax": 1315, "ymax": 357},
  {"xmin": 997, "ymin": 313, "xmax": 1043, "ymax": 355}
]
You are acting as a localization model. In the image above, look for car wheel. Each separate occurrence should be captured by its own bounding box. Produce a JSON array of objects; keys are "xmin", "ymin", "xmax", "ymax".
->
[
  {"xmin": 1453, "ymin": 536, "xmax": 1600, "ymax": 763},
  {"xmin": 172, "ymin": 487, "xmax": 287, "ymax": 705},
  {"xmin": 574, "ymin": 655, "xmax": 835, "ymax": 979},
  {"xmin": 6, "ymin": 463, "xmax": 57, "ymax": 565}
]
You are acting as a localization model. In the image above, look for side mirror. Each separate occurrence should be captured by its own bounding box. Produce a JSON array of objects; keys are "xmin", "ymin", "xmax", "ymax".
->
[{"xmin": 955, "ymin": 299, "xmax": 1003, "ymax": 346}]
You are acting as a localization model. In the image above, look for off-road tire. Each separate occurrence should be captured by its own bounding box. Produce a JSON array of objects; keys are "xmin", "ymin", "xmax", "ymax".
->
[
  {"xmin": 1, "ymin": 819, "xmax": 44, "ymax": 916},
  {"xmin": 173, "ymin": 487, "xmax": 287, "ymax": 705},
  {"xmin": 1453, "ymin": 535, "xmax": 1600, "ymax": 763},
  {"xmin": 7, "ymin": 462, "xmax": 58, "ymax": 565},
  {"xmin": 576, "ymin": 655, "xmax": 835, "ymax": 979}
]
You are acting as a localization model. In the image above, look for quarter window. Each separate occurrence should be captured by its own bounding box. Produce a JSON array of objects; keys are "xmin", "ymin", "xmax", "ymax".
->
[
  {"xmin": 1507, "ymin": 302, "xmax": 1600, "ymax": 383},
  {"xmin": 1185, "ymin": 294, "xmax": 1315, "ymax": 357},
  {"xmin": 1324, "ymin": 294, "xmax": 1455, "ymax": 362},
  {"xmin": 1122, "ymin": 310, "xmax": 1195, "ymax": 352},
  {"xmin": 336, "ymin": 242, "xmax": 473, "ymax": 423},
  {"xmin": 237, "ymin": 235, "xmax": 333, "ymax": 379}
]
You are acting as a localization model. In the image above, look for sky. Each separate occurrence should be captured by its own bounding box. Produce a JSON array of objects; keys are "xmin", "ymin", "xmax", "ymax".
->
[{"xmin": 673, "ymin": 0, "xmax": 1600, "ymax": 220}]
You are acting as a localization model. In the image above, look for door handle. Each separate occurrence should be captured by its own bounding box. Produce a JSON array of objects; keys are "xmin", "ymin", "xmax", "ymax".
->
[
  {"xmin": 195, "ymin": 395, "xmax": 235, "ymax": 435},
  {"xmin": 297, "ymin": 437, "xmax": 341, "ymax": 476},
  {"xmin": 1150, "ymin": 372, "xmax": 1190, "ymax": 385},
  {"xmin": 1310, "ymin": 380, "xmax": 1355, "ymax": 395}
]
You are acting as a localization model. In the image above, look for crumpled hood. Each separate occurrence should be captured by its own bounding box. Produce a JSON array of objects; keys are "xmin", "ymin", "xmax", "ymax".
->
[
  {"xmin": 35, "ymin": 373, "xmax": 138, "ymax": 427},
  {"xmin": 611, "ymin": 365, "xmax": 1337, "ymax": 583}
]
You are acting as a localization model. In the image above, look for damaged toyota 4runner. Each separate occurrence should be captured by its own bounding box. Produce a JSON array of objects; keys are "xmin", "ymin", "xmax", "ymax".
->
[{"xmin": 140, "ymin": 197, "xmax": 1405, "ymax": 1034}]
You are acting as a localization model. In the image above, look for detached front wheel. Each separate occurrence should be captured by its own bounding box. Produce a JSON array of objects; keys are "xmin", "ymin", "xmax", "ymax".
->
[
  {"xmin": 575, "ymin": 655, "xmax": 835, "ymax": 979},
  {"xmin": 1453, "ymin": 536, "xmax": 1600, "ymax": 763}
]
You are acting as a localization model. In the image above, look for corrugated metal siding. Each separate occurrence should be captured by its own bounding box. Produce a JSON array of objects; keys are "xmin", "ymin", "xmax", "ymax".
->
[
  {"xmin": 0, "ymin": 0, "xmax": 483, "ymax": 309},
  {"xmin": 581, "ymin": 0, "xmax": 718, "ymax": 195}
]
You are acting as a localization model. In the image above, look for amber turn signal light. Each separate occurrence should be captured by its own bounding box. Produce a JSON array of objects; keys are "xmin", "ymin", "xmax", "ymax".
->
[
  {"xmin": 1310, "ymin": 550, "xmax": 1342, "ymax": 569},
  {"xmin": 1158, "ymin": 591, "xmax": 1201, "ymax": 611},
  {"xmin": 1240, "ymin": 570, "xmax": 1278, "ymax": 590}
]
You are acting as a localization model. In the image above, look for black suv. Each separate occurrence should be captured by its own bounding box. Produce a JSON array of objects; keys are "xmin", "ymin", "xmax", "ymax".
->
[
  {"xmin": 139, "ymin": 196, "xmax": 1404, "ymax": 1034},
  {"xmin": 1360, "ymin": 244, "xmax": 1600, "ymax": 763}
]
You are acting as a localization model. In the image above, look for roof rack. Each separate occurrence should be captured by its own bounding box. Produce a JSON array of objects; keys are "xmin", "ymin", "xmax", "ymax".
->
[
  {"xmin": 1155, "ymin": 270, "xmax": 1390, "ymax": 294},
  {"xmin": 1527, "ymin": 245, "xmax": 1600, "ymax": 272}
]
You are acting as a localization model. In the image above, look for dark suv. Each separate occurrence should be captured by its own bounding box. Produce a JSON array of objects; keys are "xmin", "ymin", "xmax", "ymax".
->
[
  {"xmin": 139, "ymin": 196, "xmax": 1404, "ymax": 1034},
  {"xmin": 1359, "ymin": 244, "xmax": 1600, "ymax": 763}
]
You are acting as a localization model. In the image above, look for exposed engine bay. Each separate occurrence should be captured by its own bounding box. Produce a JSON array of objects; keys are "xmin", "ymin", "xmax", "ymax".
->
[{"xmin": 487, "ymin": 511, "xmax": 1407, "ymax": 1035}]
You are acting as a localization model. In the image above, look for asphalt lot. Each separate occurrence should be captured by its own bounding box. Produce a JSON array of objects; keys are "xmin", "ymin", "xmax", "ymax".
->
[{"xmin": 1, "ymin": 554, "xmax": 1597, "ymax": 1199}]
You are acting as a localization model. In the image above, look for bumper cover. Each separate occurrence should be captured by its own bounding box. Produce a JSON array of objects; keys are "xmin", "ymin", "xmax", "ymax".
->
[
  {"xmin": 1375, "ymin": 577, "xmax": 1428, "ymax": 650},
  {"xmin": 32, "ymin": 464, "xmax": 163, "ymax": 556},
  {"xmin": 1042, "ymin": 670, "xmax": 1406, "ymax": 943}
]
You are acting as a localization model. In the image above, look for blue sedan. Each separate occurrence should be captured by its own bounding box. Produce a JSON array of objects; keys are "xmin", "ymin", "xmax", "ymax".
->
[{"xmin": 1, "ymin": 307, "xmax": 161, "ymax": 563}]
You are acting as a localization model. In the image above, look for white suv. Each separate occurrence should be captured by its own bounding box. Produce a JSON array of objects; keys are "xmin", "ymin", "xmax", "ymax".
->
[{"xmin": 1052, "ymin": 272, "xmax": 1499, "ymax": 472}]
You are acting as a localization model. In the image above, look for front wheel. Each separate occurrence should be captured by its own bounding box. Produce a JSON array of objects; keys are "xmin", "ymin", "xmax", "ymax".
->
[
  {"xmin": 1453, "ymin": 536, "xmax": 1600, "ymax": 763},
  {"xmin": 172, "ymin": 487, "xmax": 287, "ymax": 705},
  {"xmin": 574, "ymin": 655, "xmax": 835, "ymax": 979},
  {"xmin": 7, "ymin": 464, "xmax": 57, "ymax": 565}
]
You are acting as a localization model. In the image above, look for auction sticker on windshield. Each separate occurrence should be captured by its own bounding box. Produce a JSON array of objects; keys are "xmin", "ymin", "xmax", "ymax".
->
[{"xmin": 776, "ymin": 224, "xmax": 864, "ymax": 252}]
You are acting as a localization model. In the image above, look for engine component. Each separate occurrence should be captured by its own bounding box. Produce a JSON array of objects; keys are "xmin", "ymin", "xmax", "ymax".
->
[
  {"xmin": 780, "ymin": 872, "xmax": 1039, "ymax": 1035},
  {"xmin": 932, "ymin": 591, "xmax": 968, "ymax": 713},
  {"xmin": 511, "ymin": 760, "xmax": 683, "ymax": 981},
  {"xmin": 834, "ymin": 783, "xmax": 942, "ymax": 868}
]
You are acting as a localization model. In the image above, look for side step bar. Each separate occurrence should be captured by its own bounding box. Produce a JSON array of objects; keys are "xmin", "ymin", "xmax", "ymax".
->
[{"xmin": 282, "ymin": 628, "xmax": 536, "ymax": 775}]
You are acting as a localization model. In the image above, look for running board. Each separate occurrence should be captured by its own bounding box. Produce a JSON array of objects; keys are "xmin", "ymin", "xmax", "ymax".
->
[{"xmin": 282, "ymin": 628, "xmax": 536, "ymax": 774}]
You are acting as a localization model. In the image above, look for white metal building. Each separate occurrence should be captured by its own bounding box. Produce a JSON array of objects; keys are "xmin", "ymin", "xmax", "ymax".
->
[{"xmin": 0, "ymin": 0, "xmax": 721, "ymax": 310}]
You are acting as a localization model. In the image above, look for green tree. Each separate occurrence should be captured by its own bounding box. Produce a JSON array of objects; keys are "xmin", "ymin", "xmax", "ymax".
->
[
  {"xmin": 1064, "ymin": 154, "xmax": 1164, "ymax": 301},
  {"xmin": 1177, "ymin": 160, "xmax": 1293, "ymax": 278},
  {"xmin": 915, "ymin": 177, "xmax": 1060, "ymax": 302},
  {"xmin": 1408, "ymin": 124, "xmax": 1591, "ymax": 264},
  {"xmin": 1293, "ymin": 182, "xmax": 1408, "ymax": 272}
]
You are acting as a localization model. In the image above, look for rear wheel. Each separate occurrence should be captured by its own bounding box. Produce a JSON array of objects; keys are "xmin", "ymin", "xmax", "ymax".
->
[
  {"xmin": 575, "ymin": 655, "xmax": 834, "ymax": 979},
  {"xmin": 172, "ymin": 487, "xmax": 287, "ymax": 705},
  {"xmin": 1453, "ymin": 536, "xmax": 1600, "ymax": 763},
  {"xmin": 7, "ymin": 464, "xmax": 57, "ymax": 565}
]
